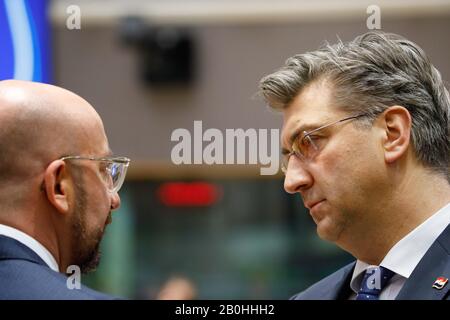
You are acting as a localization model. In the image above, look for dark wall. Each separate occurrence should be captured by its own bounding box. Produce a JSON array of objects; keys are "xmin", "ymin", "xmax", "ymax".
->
[{"xmin": 52, "ymin": 15, "xmax": 450, "ymax": 162}]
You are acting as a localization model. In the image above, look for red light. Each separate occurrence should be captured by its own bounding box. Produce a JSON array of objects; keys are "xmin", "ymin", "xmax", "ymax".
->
[{"xmin": 157, "ymin": 182, "xmax": 222, "ymax": 207}]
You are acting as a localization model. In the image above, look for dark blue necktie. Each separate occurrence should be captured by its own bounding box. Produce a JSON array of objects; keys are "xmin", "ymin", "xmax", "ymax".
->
[{"xmin": 356, "ymin": 266, "xmax": 395, "ymax": 300}]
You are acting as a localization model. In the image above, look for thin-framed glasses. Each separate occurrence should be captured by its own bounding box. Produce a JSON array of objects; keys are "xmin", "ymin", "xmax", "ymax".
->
[
  {"xmin": 281, "ymin": 114, "xmax": 368, "ymax": 174},
  {"xmin": 60, "ymin": 155, "xmax": 130, "ymax": 193}
]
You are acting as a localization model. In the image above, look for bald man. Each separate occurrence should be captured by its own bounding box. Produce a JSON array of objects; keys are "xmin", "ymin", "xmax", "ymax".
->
[{"xmin": 0, "ymin": 80, "xmax": 130, "ymax": 299}]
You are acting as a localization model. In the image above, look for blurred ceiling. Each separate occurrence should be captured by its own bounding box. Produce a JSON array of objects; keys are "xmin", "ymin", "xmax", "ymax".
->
[{"xmin": 50, "ymin": 0, "xmax": 450, "ymax": 26}]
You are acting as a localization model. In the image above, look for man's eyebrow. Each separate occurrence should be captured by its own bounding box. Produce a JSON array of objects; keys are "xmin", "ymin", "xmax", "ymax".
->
[
  {"xmin": 281, "ymin": 123, "xmax": 316, "ymax": 155},
  {"xmin": 290, "ymin": 115, "xmax": 338, "ymax": 144},
  {"xmin": 289, "ymin": 124, "xmax": 317, "ymax": 145},
  {"xmin": 285, "ymin": 123, "xmax": 319, "ymax": 146}
]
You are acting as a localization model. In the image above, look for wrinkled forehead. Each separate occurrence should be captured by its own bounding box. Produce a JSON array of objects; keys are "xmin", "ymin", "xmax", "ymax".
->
[{"xmin": 280, "ymin": 81, "xmax": 342, "ymax": 150}]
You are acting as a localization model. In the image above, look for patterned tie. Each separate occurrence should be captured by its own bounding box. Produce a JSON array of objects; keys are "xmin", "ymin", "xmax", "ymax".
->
[{"xmin": 356, "ymin": 266, "xmax": 395, "ymax": 300}]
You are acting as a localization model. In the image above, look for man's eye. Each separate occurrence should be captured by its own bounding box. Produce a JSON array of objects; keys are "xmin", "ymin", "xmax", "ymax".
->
[
  {"xmin": 307, "ymin": 135, "xmax": 321, "ymax": 142},
  {"xmin": 99, "ymin": 162, "xmax": 111, "ymax": 174},
  {"xmin": 300, "ymin": 135, "xmax": 317, "ymax": 146},
  {"xmin": 300, "ymin": 135, "xmax": 323, "ymax": 151}
]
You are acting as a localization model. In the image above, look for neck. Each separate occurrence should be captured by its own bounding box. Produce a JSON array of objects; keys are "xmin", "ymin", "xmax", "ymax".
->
[{"xmin": 340, "ymin": 170, "xmax": 450, "ymax": 265}]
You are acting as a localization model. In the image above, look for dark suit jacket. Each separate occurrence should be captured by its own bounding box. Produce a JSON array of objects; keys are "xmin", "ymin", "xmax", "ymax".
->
[
  {"xmin": 0, "ymin": 235, "xmax": 116, "ymax": 299},
  {"xmin": 291, "ymin": 224, "xmax": 450, "ymax": 300}
]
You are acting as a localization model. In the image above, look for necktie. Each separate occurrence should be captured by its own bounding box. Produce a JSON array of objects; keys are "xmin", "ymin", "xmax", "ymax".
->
[{"xmin": 356, "ymin": 266, "xmax": 395, "ymax": 300}]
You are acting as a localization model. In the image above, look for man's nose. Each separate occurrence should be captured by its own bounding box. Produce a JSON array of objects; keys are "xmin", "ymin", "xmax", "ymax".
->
[
  {"xmin": 284, "ymin": 157, "xmax": 313, "ymax": 194},
  {"xmin": 110, "ymin": 192, "xmax": 121, "ymax": 211}
]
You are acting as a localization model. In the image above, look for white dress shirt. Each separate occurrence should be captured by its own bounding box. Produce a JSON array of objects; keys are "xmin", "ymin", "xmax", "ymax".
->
[
  {"xmin": 0, "ymin": 224, "xmax": 59, "ymax": 272},
  {"xmin": 349, "ymin": 202, "xmax": 450, "ymax": 300}
]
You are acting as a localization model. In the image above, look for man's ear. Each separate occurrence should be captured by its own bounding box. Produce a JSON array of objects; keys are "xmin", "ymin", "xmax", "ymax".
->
[
  {"xmin": 43, "ymin": 160, "xmax": 71, "ymax": 214},
  {"xmin": 379, "ymin": 106, "xmax": 412, "ymax": 164}
]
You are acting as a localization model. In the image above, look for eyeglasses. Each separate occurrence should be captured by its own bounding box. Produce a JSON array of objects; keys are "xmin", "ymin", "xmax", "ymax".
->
[
  {"xmin": 281, "ymin": 114, "xmax": 368, "ymax": 174},
  {"xmin": 60, "ymin": 155, "xmax": 131, "ymax": 193}
]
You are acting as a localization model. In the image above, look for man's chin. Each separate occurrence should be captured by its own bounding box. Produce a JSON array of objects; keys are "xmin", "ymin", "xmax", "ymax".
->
[
  {"xmin": 315, "ymin": 218, "xmax": 342, "ymax": 243},
  {"xmin": 76, "ymin": 231, "xmax": 105, "ymax": 274},
  {"xmin": 79, "ymin": 247, "xmax": 102, "ymax": 274}
]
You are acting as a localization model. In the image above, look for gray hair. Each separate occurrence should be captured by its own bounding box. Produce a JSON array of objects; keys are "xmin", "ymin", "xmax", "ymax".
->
[{"xmin": 259, "ymin": 31, "xmax": 450, "ymax": 181}]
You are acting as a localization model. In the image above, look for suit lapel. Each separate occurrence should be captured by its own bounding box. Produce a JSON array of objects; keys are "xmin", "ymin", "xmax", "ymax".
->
[
  {"xmin": 335, "ymin": 263, "xmax": 355, "ymax": 299},
  {"xmin": 396, "ymin": 224, "xmax": 450, "ymax": 300},
  {"xmin": 0, "ymin": 235, "xmax": 49, "ymax": 268},
  {"xmin": 323, "ymin": 262, "xmax": 355, "ymax": 299}
]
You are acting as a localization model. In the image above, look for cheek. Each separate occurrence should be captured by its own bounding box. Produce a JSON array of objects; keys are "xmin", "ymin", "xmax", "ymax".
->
[
  {"xmin": 88, "ymin": 171, "xmax": 111, "ymax": 206},
  {"xmin": 311, "ymin": 145, "xmax": 348, "ymax": 196},
  {"xmin": 86, "ymin": 187, "xmax": 111, "ymax": 224},
  {"xmin": 94, "ymin": 189, "xmax": 111, "ymax": 214},
  {"xmin": 312, "ymin": 135, "xmax": 383, "ymax": 207}
]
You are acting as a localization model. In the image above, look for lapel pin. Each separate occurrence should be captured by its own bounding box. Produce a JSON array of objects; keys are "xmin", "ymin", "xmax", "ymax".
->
[{"xmin": 432, "ymin": 277, "xmax": 448, "ymax": 290}]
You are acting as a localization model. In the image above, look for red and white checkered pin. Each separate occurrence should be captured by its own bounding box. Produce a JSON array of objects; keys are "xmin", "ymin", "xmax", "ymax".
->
[{"xmin": 432, "ymin": 277, "xmax": 448, "ymax": 290}]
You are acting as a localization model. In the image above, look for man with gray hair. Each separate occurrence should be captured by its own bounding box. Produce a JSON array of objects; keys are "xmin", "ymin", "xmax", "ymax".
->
[{"xmin": 259, "ymin": 31, "xmax": 450, "ymax": 300}]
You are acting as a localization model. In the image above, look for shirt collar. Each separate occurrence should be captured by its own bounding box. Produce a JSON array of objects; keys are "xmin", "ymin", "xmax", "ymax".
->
[
  {"xmin": 350, "ymin": 202, "xmax": 450, "ymax": 294},
  {"xmin": 0, "ymin": 224, "xmax": 59, "ymax": 272}
]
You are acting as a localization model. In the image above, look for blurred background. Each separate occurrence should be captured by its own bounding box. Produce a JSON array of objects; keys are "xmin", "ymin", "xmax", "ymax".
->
[{"xmin": 1, "ymin": 0, "xmax": 449, "ymax": 299}]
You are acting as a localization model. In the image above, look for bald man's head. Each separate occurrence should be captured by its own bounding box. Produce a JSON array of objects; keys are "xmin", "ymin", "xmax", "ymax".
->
[
  {"xmin": 0, "ymin": 80, "xmax": 123, "ymax": 275},
  {"xmin": 0, "ymin": 80, "xmax": 109, "ymax": 201}
]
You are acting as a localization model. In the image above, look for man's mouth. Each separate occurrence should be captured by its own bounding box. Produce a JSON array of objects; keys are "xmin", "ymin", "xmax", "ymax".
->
[
  {"xmin": 305, "ymin": 199, "xmax": 325, "ymax": 210},
  {"xmin": 106, "ymin": 214, "xmax": 112, "ymax": 225}
]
